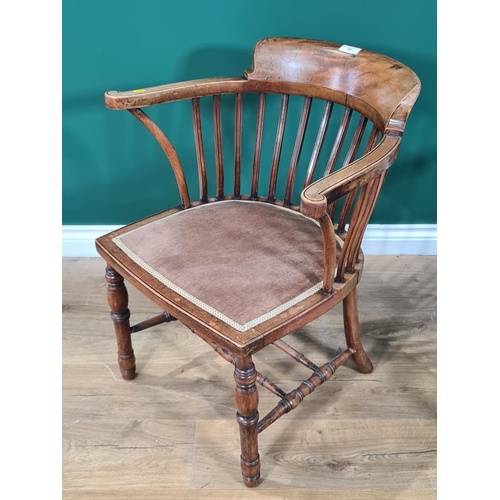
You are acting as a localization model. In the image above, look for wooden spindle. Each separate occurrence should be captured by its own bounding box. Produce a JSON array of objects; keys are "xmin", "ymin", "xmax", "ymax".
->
[
  {"xmin": 341, "ymin": 115, "xmax": 368, "ymax": 169},
  {"xmin": 267, "ymin": 94, "xmax": 289, "ymax": 202},
  {"xmin": 213, "ymin": 95, "xmax": 224, "ymax": 200},
  {"xmin": 335, "ymin": 127, "xmax": 383, "ymax": 280},
  {"xmin": 273, "ymin": 339, "xmax": 318, "ymax": 371},
  {"xmin": 303, "ymin": 101, "xmax": 333, "ymax": 188},
  {"xmin": 234, "ymin": 93, "xmax": 243, "ymax": 199},
  {"xmin": 256, "ymin": 373, "xmax": 287, "ymax": 399},
  {"xmin": 335, "ymin": 171, "xmax": 385, "ymax": 282},
  {"xmin": 364, "ymin": 123, "xmax": 380, "ymax": 154},
  {"xmin": 192, "ymin": 98, "xmax": 208, "ymax": 203},
  {"xmin": 128, "ymin": 108, "xmax": 190, "ymax": 208},
  {"xmin": 323, "ymin": 107, "xmax": 353, "ymax": 177},
  {"xmin": 336, "ymin": 115, "xmax": 368, "ymax": 232},
  {"xmin": 345, "ymin": 172, "xmax": 387, "ymax": 272},
  {"xmin": 257, "ymin": 349, "xmax": 354, "ymax": 433},
  {"xmin": 284, "ymin": 96, "xmax": 311, "ymax": 206},
  {"xmin": 339, "ymin": 126, "xmax": 382, "ymax": 271},
  {"xmin": 251, "ymin": 93, "xmax": 266, "ymax": 199},
  {"xmin": 325, "ymin": 108, "xmax": 353, "ymax": 220},
  {"xmin": 337, "ymin": 191, "xmax": 356, "ymax": 234},
  {"xmin": 130, "ymin": 311, "xmax": 176, "ymax": 334},
  {"xmin": 327, "ymin": 118, "xmax": 377, "ymax": 222},
  {"xmin": 335, "ymin": 185, "xmax": 369, "ymax": 283}
]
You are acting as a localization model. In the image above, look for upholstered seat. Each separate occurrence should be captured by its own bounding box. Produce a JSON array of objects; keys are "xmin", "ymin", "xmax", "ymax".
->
[
  {"xmin": 96, "ymin": 37, "xmax": 420, "ymax": 487},
  {"xmin": 98, "ymin": 200, "xmax": 343, "ymax": 344}
]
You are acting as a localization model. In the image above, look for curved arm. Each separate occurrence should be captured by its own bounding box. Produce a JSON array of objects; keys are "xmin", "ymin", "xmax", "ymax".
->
[
  {"xmin": 129, "ymin": 108, "xmax": 191, "ymax": 208},
  {"xmin": 105, "ymin": 77, "xmax": 247, "ymax": 110},
  {"xmin": 299, "ymin": 134, "xmax": 401, "ymax": 219},
  {"xmin": 385, "ymin": 84, "xmax": 421, "ymax": 136}
]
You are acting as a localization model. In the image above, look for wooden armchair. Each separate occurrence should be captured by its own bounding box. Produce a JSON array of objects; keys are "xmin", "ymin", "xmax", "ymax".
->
[{"xmin": 96, "ymin": 37, "xmax": 420, "ymax": 487}]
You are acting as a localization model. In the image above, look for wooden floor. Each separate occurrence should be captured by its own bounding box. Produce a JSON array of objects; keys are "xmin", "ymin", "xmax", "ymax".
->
[{"xmin": 62, "ymin": 255, "xmax": 437, "ymax": 499}]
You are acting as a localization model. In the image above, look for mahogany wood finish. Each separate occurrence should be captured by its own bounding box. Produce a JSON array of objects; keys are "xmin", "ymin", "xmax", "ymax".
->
[
  {"xmin": 105, "ymin": 266, "xmax": 136, "ymax": 380},
  {"xmin": 273, "ymin": 339, "xmax": 319, "ymax": 371},
  {"xmin": 130, "ymin": 311, "xmax": 176, "ymax": 334},
  {"xmin": 343, "ymin": 288, "xmax": 374, "ymax": 374},
  {"xmin": 234, "ymin": 357, "xmax": 261, "ymax": 487},
  {"xmin": 191, "ymin": 98, "xmax": 208, "ymax": 203},
  {"xmin": 96, "ymin": 37, "xmax": 420, "ymax": 487},
  {"xmin": 251, "ymin": 93, "xmax": 266, "ymax": 199},
  {"xmin": 234, "ymin": 93, "xmax": 243, "ymax": 199},
  {"xmin": 257, "ymin": 348, "xmax": 355, "ymax": 434},
  {"xmin": 283, "ymin": 96, "xmax": 312, "ymax": 207}
]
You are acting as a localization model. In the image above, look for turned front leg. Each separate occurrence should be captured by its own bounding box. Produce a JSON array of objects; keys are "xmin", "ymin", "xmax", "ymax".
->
[
  {"xmin": 234, "ymin": 356, "xmax": 260, "ymax": 487},
  {"xmin": 105, "ymin": 266, "xmax": 136, "ymax": 380},
  {"xmin": 343, "ymin": 288, "xmax": 373, "ymax": 374}
]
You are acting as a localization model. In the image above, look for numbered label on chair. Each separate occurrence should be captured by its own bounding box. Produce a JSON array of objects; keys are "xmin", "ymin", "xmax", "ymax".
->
[{"xmin": 339, "ymin": 45, "xmax": 362, "ymax": 55}]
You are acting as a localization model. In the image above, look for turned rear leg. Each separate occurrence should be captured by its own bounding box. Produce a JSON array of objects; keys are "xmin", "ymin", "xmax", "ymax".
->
[
  {"xmin": 105, "ymin": 266, "xmax": 136, "ymax": 380},
  {"xmin": 343, "ymin": 288, "xmax": 373, "ymax": 374}
]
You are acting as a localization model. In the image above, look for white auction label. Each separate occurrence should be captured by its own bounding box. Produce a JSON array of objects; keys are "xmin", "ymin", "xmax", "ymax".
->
[{"xmin": 339, "ymin": 45, "xmax": 362, "ymax": 55}]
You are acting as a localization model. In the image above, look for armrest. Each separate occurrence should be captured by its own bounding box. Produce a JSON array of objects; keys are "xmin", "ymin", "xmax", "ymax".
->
[
  {"xmin": 300, "ymin": 134, "xmax": 401, "ymax": 218},
  {"xmin": 104, "ymin": 77, "xmax": 247, "ymax": 109}
]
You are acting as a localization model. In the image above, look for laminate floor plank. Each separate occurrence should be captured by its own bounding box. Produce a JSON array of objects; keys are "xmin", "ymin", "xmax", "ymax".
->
[
  {"xmin": 62, "ymin": 489, "xmax": 436, "ymax": 499},
  {"xmin": 63, "ymin": 419, "xmax": 195, "ymax": 490},
  {"xmin": 191, "ymin": 419, "xmax": 436, "ymax": 490},
  {"xmin": 62, "ymin": 256, "xmax": 436, "ymax": 498},
  {"xmin": 62, "ymin": 360, "xmax": 435, "ymax": 421}
]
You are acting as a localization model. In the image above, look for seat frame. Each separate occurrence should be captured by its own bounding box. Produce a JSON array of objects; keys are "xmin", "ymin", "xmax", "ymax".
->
[{"xmin": 96, "ymin": 37, "xmax": 420, "ymax": 487}]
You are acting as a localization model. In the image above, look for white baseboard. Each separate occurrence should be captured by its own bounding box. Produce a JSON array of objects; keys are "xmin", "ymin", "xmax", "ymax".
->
[
  {"xmin": 360, "ymin": 224, "xmax": 436, "ymax": 255},
  {"xmin": 62, "ymin": 226, "xmax": 118, "ymax": 258},
  {"xmin": 62, "ymin": 224, "xmax": 436, "ymax": 257}
]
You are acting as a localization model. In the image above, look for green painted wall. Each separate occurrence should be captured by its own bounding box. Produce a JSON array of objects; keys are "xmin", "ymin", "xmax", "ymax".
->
[{"xmin": 63, "ymin": 0, "xmax": 436, "ymax": 225}]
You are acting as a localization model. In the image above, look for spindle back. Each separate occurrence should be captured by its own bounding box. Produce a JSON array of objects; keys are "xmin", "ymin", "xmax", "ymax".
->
[{"xmin": 104, "ymin": 37, "xmax": 420, "ymax": 283}]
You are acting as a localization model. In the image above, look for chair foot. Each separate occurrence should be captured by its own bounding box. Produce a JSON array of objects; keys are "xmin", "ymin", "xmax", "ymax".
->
[
  {"xmin": 106, "ymin": 266, "xmax": 136, "ymax": 380},
  {"xmin": 234, "ymin": 357, "xmax": 261, "ymax": 487},
  {"xmin": 350, "ymin": 347, "xmax": 373, "ymax": 374},
  {"xmin": 343, "ymin": 288, "xmax": 373, "ymax": 374},
  {"xmin": 117, "ymin": 353, "xmax": 136, "ymax": 380},
  {"xmin": 241, "ymin": 459, "xmax": 261, "ymax": 487}
]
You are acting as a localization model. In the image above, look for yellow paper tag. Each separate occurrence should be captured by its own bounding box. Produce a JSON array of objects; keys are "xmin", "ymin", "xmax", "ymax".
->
[{"xmin": 132, "ymin": 89, "xmax": 146, "ymax": 93}]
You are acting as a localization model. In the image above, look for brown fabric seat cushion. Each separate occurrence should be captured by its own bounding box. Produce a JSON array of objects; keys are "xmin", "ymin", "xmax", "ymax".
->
[{"xmin": 113, "ymin": 200, "xmax": 340, "ymax": 332}]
